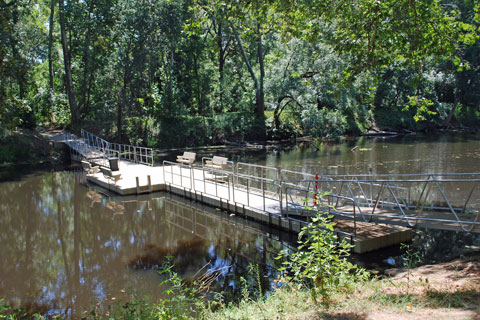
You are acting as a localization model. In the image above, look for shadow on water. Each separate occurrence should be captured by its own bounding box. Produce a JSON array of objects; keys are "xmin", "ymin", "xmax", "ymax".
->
[
  {"xmin": 353, "ymin": 228, "xmax": 480, "ymax": 272},
  {"xmin": 0, "ymin": 170, "xmax": 295, "ymax": 318},
  {"xmin": 2, "ymin": 133, "xmax": 480, "ymax": 317}
]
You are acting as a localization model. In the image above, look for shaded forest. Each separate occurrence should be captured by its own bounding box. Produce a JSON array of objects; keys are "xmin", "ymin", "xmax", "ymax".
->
[{"xmin": 1, "ymin": 0, "xmax": 479, "ymax": 148}]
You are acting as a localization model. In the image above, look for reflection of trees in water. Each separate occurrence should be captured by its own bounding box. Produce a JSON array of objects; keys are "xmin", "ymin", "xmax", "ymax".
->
[
  {"xmin": 159, "ymin": 197, "xmax": 291, "ymax": 302},
  {"xmin": 0, "ymin": 171, "xmax": 292, "ymax": 316},
  {"xmin": 0, "ymin": 172, "xmax": 166, "ymax": 316}
]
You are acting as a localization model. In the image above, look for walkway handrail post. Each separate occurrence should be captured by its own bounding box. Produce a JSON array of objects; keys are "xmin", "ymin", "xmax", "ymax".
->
[
  {"xmin": 190, "ymin": 165, "xmax": 194, "ymax": 190},
  {"xmin": 247, "ymin": 178, "xmax": 250, "ymax": 207},
  {"xmin": 280, "ymin": 182, "xmax": 284, "ymax": 215},
  {"xmin": 353, "ymin": 202, "xmax": 357, "ymax": 237},
  {"xmin": 262, "ymin": 179, "xmax": 265, "ymax": 211}
]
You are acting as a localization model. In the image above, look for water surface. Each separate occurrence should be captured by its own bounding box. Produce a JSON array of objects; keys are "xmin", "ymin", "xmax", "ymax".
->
[
  {"xmin": 0, "ymin": 171, "xmax": 293, "ymax": 318},
  {"xmin": 2, "ymin": 133, "xmax": 480, "ymax": 317}
]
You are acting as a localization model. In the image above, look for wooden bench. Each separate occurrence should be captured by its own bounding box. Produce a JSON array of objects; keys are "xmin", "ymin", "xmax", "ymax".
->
[
  {"xmin": 100, "ymin": 166, "xmax": 122, "ymax": 184},
  {"xmin": 81, "ymin": 160, "xmax": 100, "ymax": 175},
  {"xmin": 204, "ymin": 156, "xmax": 228, "ymax": 170},
  {"xmin": 176, "ymin": 152, "xmax": 196, "ymax": 165}
]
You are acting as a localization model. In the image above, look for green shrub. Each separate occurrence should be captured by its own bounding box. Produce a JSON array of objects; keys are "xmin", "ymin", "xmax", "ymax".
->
[
  {"xmin": 301, "ymin": 106, "xmax": 347, "ymax": 140},
  {"xmin": 277, "ymin": 210, "xmax": 369, "ymax": 307},
  {"xmin": 0, "ymin": 135, "xmax": 33, "ymax": 164}
]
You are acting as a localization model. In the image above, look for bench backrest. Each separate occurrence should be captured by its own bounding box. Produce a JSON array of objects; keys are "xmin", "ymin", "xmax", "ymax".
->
[
  {"xmin": 212, "ymin": 156, "xmax": 228, "ymax": 166},
  {"xmin": 183, "ymin": 152, "xmax": 196, "ymax": 159},
  {"xmin": 81, "ymin": 160, "xmax": 91, "ymax": 170},
  {"xmin": 100, "ymin": 166, "xmax": 112, "ymax": 176}
]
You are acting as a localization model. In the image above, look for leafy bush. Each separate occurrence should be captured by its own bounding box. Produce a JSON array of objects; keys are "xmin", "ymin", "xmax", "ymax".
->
[
  {"xmin": 0, "ymin": 298, "xmax": 44, "ymax": 319},
  {"xmin": 0, "ymin": 135, "xmax": 33, "ymax": 164},
  {"xmin": 301, "ymin": 106, "xmax": 347, "ymax": 140},
  {"xmin": 277, "ymin": 210, "xmax": 369, "ymax": 306},
  {"xmin": 266, "ymin": 113, "xmax": 302, "ymax": 140},
  {"xmin": 155, "ymin": 112, "xmax": 259, "ymax": 148},
  {"xmin": 89, "ymin": 258, "xmax": 208, "ymax": 319}
]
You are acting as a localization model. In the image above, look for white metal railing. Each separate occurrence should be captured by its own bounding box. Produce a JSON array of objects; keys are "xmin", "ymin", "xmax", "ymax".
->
[
  {"xmin": 80, "ymin": 129, "xmax": 154, "ymax": 166},
  {"xmin": 68, "ymin": 130, "xmax": 480, "ymax": 233},
  {"xmin": 284, "ymin": 175, "xmax": 480, "ymax": 232},
  {"xmin": 161, "ymin": 159, "xmax": 480, "ymax": 232},
  {"xmin": 236, "ymin": 162, "xmax": 280, "ymax": 181},
  {"xmin": 283, "ymin": 184, "xmax": 359, "ymax": 237},
  {"xmin": 162, "ymin": 160, "xmax": 283, "ymax": 217}
]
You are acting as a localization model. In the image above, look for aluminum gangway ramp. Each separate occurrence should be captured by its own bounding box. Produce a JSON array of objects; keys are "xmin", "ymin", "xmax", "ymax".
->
[
  {"xmin": 62, "ymin": 129, "xmax": 154, "ymax": 167},
  {"xmin": 283, "ymin": 173, "xmax": 480, "ymax": 233}
]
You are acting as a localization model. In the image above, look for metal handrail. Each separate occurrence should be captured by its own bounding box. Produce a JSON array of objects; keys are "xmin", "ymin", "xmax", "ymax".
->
[
  {"xmin": 80, "ymin": 129, "xmax": 154, "ymax": 166},
  {"xmin": 236, "ymin": 162, "xmax": 280, "ymax": 181},
  {"xmin": 283, "ymin": 176, "xmax": 480, "ymax": 232},
  {"xmin": 73, "ymin": 129, "xmax": 480, "ymax": 233},
  {"xmin": 162, "ymin": 161, "xmax": 282, "ymax": 217}
]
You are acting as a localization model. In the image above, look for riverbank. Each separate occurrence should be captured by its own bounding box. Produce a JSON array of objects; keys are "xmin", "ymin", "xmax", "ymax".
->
[
  {"xmin": 207, "ymin": 253, "xmax": 480, "ymax": 320},
  {"xmin": 1, "ymin": 251, "xmax": 478, "ymax": 319},
  {"xmin": 0, "ymin": 129, "xmax": 66, "ymax": 167}
]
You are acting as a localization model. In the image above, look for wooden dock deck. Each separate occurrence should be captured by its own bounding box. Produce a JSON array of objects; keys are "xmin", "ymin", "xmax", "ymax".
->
[{"xmin": 83, "ymin": 159, "xmax": 412, "ymax": 253}]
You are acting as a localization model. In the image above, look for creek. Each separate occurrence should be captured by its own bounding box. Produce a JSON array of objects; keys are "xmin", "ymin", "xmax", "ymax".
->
[{"xmin": 1, "ymin": 133, "xmax": 480, "ymax": 317}]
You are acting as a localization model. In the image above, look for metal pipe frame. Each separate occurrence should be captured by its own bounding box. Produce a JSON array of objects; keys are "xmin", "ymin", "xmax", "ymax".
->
[
  {"xmin": 284, "ymin": 177, "xmax": 480, "ymax": 232},
  {"xmin": 80, "ymin": 129, "xmax": 154, "ymax": 166}
]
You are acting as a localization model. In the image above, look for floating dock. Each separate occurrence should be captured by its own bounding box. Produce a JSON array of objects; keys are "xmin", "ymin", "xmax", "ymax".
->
[
  {"xmin": 82, "ymin": 159, "xmax": 413, "ymax": 254},
  {"xmin": 55, "ymin": 129, "xmax": 480, "ymax": 254}
]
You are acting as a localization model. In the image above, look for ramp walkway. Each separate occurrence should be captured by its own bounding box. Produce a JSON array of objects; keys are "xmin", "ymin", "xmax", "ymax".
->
[
  {"xmin": 63, "ymin": 129, "xmax": 154, "ymax": 167},
  {"xmin": 282, "ymin": 172, "xmax": 480, "ymax": 233}
]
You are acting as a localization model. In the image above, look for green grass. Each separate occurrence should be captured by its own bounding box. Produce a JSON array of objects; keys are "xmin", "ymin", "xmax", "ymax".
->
[{"xmin": 2, "ymin": 276, "xmax": 479, "ymax": 319}]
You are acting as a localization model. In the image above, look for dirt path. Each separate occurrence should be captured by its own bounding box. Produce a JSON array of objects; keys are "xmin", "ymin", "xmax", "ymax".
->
[{"xmin": 368, "ymin": 253, "xmax": 480, "ymax": 320}]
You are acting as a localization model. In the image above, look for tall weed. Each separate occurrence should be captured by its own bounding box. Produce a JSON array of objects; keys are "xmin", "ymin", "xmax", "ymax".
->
[{"xmin": 277, "ymin": 211, "xmax": 369, "ymax": 307}]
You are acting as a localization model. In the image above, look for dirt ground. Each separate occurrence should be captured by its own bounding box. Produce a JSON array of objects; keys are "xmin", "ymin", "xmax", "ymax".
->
[{"xmin": 369, "ymin": 253, "xmax": 480, "ymax": 320}]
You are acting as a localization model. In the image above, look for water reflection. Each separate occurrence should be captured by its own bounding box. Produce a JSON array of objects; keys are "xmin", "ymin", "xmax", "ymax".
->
[
  {"xmin": 3, "ymin": 133, "xmax": 480, "ymax": 317},
  {"xmin": 203, "ymin": 133, "xmax": 480, "ymax": 176},
  {"xmin": 0, "ymin": 171, "xmax": 294, "ymax": 318}
]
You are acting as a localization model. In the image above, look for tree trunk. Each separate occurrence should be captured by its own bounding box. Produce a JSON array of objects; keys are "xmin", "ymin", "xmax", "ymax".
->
[
  {"xmin": 256, "ymin": 23, "xmax": 265, "ymax": 118},
  {"xmin": 118, "ymin": 60, "xmax": 129, "ymax": 142},
  {"xmin": 58, "ymin": 0, "xmax": 81, "ymax": 125},
  {"xmin": 80, "ymin": 20, "xmax": 91, "ymax": 115},
  {"xmin": 48, "ymin": 0, "xmax": 55, "ymax": 122},
  {"xmin": 274, "ymin": 96, "xmax": 290, "ymax": 130},
  {"xmin": 48, "ymin": 0, "xmax": 55, "ymax": 92},
  {"xmin": 444, "ymin": 98, "xmax": 459, "ymax": 128},
  {"xmin": 217, "ymin": 19, "xmax": 230, "ymax": 113},
  {"xmin": 230, "ymin": 21, "xmax": 264, "ymax": 118},
  {"xmin": 118, "ymin": 85, "xmax": 125, "ymax": 142},
  {"xmin": 9, "ymin": 8, "xmax": 24, "ymax": 99}
]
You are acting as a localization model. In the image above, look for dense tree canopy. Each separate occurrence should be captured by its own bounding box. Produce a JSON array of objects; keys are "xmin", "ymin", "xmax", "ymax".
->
[{"xmin": 0, "ymin": 0, "xmax": 478, "ymax": 146}]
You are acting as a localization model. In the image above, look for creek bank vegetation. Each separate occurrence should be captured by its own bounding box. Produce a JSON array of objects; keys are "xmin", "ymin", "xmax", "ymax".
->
[
  {"xmin": 1, "ymin": 1, "xmax": 479, "ymax": 148},
  {"xmin": 1, "ymin": 211, "xmax": 479, "ymax": 319},
  {"xmin": 0, "ymin": 128, "xmax": 65, "ymax": 166}
]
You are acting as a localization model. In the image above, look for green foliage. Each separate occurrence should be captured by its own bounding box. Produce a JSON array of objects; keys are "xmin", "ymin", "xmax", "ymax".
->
[
  {"xmin": 265, "ymin": 115, "xmax": 302, "ymax": 140},
  {"xmin": 90, "ymin": 258, "xmax": 206, "ymax": 319},
  {"xmin": 157, "ymin": 112, "xmax": 258, "ymax": 147},
  {"xmin": 277, "ymin": 211, "xmax": 369, "ymax": 307},
  {"xmin": 1, "ymin": 0, "xmax": 480, "ymax": 145},
  {"xmin": 301, "ymin": 106, "xmax": 347, "ymax": 140},
  {"xmin": 455, "ymin": 104, "xmax": 480, "ymax": 127},
  {"xmin": 0, "ymin": 298, "xmax": 43, "ymax": 320},
  {"xmin": 0, "ymin": 134, "xmax": 33, "ymax": 164},
  {"xmin": 400, "ymin": 243, "xmax": 421, "ymax": 295},
  {"xmin": 404, "ymin": 96, "xmax": 437, "ymax": 123}
]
